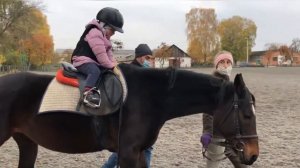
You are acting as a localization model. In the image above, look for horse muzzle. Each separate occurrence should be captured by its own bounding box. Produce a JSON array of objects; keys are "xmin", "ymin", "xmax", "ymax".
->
[{"xmin": 236, "ymin": 138, "xmax": 259, "ymax": 165}]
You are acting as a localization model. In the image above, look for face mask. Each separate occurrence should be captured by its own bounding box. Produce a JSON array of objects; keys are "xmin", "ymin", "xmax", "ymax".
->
[
  {"xmin": 142, "ymin": 60, "xmax": 150, "ymax": 68},
  {"xmin": 217, "ymin": 65, "xmax": 232, "ymax": 76}
]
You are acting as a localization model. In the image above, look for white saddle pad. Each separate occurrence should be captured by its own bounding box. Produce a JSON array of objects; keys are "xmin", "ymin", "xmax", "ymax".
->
[{"xmin": 39, "ymin": 79, "xmax": 81, "ymax": 114}]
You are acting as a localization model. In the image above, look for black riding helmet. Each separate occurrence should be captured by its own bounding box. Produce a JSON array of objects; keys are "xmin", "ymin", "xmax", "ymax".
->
[{"xmin": 96, "ymin": 7, "xmax": 124, "ymax": 33}]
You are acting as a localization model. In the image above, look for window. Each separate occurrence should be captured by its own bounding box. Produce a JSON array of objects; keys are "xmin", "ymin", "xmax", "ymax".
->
[{"xmin": 272, "ymin": 57, "xmax": 277, "ymax": 61}]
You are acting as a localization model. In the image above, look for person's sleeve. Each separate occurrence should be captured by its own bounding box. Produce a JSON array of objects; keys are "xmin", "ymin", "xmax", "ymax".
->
[
  {"xmin": 107, "ymin": 48, "xmax": 117, "ymax": 64},
  {"xmin": 202, "ymin": 113, "xmax": 213, "ymax": 134},
  {"xmin": 85, "ymin": 28, "xmax": 115, "ymax": 68}
]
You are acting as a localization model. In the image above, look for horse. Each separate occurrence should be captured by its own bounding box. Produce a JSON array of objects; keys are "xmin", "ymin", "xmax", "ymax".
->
[{"xmin": 0, "ymin": 63, "xmax": 259, "ymax": 168}]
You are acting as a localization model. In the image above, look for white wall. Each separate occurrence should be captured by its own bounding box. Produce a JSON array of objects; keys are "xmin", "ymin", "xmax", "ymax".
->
[
  {"xmin": 154, "ymin": 57, "xmax": 191, "ymax": 68},
  {"xmin": 155, "ymin": 58, "xmax": 169, "ymax": 68},
  {"xmin": 180, "ymin": 57, "xmax": 191, "ymax": 68}
]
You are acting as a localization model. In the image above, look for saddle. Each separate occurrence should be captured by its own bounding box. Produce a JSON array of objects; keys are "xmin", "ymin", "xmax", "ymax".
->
[{"xmin": 55, "ymin": 62, "xmax": 126, "ymax": 116}]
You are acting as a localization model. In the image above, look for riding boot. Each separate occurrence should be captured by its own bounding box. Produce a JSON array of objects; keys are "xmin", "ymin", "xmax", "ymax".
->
[
  {"xmin": 225, "ymin": 147, "xmax": 249, "ymax": 168},
  {"xmin": 205, "ymin": 138, "xmax": 226, "ymax": 168}
]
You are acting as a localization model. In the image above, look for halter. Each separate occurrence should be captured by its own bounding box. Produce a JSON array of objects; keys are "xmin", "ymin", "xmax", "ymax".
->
[{"xmin": 202, "ymin": 92, "xmax": 258, "ymax": 161}]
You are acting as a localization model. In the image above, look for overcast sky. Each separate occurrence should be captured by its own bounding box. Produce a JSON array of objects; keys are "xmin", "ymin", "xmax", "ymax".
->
[{"xmin": 42, "ymin": 0, "xmax": 300, "ymax": 52}]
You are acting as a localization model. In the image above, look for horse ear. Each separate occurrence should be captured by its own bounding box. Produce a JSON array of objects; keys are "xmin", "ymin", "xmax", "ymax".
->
[{"xmin": 234, "ymin": 73, "xmax": 246, "ymax": 95}]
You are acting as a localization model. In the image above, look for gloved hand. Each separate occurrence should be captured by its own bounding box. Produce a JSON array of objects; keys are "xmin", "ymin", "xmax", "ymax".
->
[{"xmin": 200, "ymin": 133, "xmax": 212, "ymax": 149}]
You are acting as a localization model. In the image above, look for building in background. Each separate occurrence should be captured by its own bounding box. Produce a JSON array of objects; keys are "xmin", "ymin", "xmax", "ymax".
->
[
  {"xmin": 55, "ymin": 46, "xmax": 192, "ymax": 68},
  {"xmin": 155, "ymin": 45, "xmax": 191, "ymax": 68},
  {"xmin": 249, "ymin": 50, "xmax": 300, "ymax": 67}
]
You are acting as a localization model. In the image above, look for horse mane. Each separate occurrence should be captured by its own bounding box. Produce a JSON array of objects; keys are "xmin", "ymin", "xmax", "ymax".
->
[
  {"xmin": 119, "ymin": 63, "xmax": 234, "ymax": 118},
  {"xmin": 216, "ymin": 79, "xmax": 234, "ymax": 106}
]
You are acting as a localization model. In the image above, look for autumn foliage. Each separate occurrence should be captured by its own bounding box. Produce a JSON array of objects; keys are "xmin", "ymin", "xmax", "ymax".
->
[
  {"xmin": 186, "ymin": 8, "xmax": 219, "ymax": 63},
  {"xmin": 0, "ymin": 0, "xmax": 53, "ymax": 66},
  {"xmin": 186, "ymin": 8, "xmax": 257, "ymax": 64},
  {"xmin": 19, "ymin": 8, "xmax": 54, "ymax": 66},
  {"xmin": 218, "ymin": 16, "xmax": 257, "ymax": 63},
  {"xmin": 154, "ymin": 43, "xmax": 172, "ymax": 68},
  {"xmin": 20, "ymin": 33, "xmax": 53, "ymax": 65}
]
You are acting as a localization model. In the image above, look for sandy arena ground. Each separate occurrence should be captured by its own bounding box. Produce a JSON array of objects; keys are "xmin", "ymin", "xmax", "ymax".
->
[{"xmin": 0, "ymin": 67, "xmax": 300, "ymax": 167}]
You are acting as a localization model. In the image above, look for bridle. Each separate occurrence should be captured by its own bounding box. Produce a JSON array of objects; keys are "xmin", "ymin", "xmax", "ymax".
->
[{"xmin": 202, "ymin": 92, "xmax": 258, "ymax": 161}]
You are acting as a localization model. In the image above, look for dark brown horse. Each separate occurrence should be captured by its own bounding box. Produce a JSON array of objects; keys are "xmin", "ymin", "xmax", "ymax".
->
[{"xmin": 0, "ymin": 63, "xmax": 259, "ymax": 168}]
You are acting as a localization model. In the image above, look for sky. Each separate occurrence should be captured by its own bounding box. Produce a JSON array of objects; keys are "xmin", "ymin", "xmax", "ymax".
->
[{"xmin": 42, "ymin": 0, "xmax": 300, "ymax": 52}]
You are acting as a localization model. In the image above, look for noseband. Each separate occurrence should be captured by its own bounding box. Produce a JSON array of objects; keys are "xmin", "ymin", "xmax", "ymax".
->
[{"xmin": 202, "ymin": 92, "xmax": 258, "ymax": 161}]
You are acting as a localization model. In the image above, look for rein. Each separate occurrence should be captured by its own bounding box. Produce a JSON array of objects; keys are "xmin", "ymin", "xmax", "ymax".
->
[
  {"xmin": 167, "ymin": 68, "xmax": 177, "ymax": 91},
  {"xmin": 202, "ymin": 92, "xmax": 258, "ymax": 161},
  {"xmin": 116, "ymin": 100, "xmax": 124, "ymax": 168}
]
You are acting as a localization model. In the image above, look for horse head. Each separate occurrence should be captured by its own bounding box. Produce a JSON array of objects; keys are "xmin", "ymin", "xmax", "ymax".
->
[{"xmin": 213, "ymin": 73, "xmax": 259, "ymax": 165}]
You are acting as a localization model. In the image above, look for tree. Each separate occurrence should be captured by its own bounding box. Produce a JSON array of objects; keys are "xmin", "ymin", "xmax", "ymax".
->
[
  {"xmin": 186, "ymin": 8, "xmax": 219, "ymax": 63},
  {"xmin": 264, "ymin": 43, "xmax": 280, "ymax": 51},
  {"xmin": 154, "ymin": 42, "xmax": 172, "ymax": 68},
  {"xmin": 0, "ymin": 0, "xmax": 41, "ymax": 53},
  {"xmin": 19, "ymin": 8, "xmax": 54, "ymax": 66},
  {"xmin": 289, "ymin": 38, "xmax": 300, "ymax": 53},
  {"xmin": 218, "ymin": 16, "xmax": 257, "ymax": 63},
  {"xmin": 0, "ymin": 54, "xmax": 6, "ymax": 65},
  {"xmin": 289, "ymin": 38, "xmax": 300, "ymax": 64},
  {"xmin": 279, "ymin": 45, "xmax": 292, "ymax": 64},
  {"xmin": 20, "ymin": 33, "xmax": 54, "ymax": 66},
  {"xmin": 3, "ymin": 50, "xmax": 20, "ymax": 65}
]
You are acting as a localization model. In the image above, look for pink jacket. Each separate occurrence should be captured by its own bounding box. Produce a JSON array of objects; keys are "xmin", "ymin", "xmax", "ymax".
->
[{"xmin": 72, "ymin": 19, "xmax": 116, "ymax": 68}]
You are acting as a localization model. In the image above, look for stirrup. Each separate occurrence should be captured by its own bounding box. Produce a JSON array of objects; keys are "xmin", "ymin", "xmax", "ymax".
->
[{"xmin": 83, "ymin": 87, "xmax": 101, "ymax": 108}]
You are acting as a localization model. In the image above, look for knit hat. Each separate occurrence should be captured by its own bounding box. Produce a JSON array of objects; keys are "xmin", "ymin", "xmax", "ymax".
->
[
  {"xmin": 214, "ymin": 51, "xmax": 233, "ymax": 68},
  {"xmin": 135, "ymin": 44, "xmax": 153, "ymax": 58}
]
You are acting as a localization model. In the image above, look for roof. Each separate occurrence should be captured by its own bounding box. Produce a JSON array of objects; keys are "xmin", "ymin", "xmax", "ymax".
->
[
  {"xmin": 249, "ymin": 50, "xmax": 267, "ymax": 57},
  {"xmin": 168, "ymin": 44, "xmax": 191, "ymax": 58}
]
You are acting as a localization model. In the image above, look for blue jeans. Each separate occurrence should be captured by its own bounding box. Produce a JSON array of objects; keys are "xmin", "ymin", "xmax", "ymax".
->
[
  {"xmin": 76, "ymin": 63, "xmax": 101, "ymax": 88},
  {"xmin": 101, "ymin": 146, "xmax": 153, "ymax": 168}
]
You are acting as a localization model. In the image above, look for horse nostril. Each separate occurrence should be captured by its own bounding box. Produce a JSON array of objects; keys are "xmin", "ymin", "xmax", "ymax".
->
[{"xmin": 251, "ymin": 155, "xmax": 258, "ymax": 162}]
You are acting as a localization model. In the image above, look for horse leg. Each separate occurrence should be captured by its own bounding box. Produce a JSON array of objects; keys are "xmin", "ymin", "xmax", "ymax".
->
[
  {"xmin": 13, "ymin": 133, "xmax": 38, "ymax": 168},
  {"xmin": 0, "ymin": 125, "xmax": 11, "ymax": 147},
  {"xmin": 0, "ymin": 107, "xmax": 11, "ymax": 147},
  {"xmin": 118, "ymin": 147, "xmax": 146, "ymax": 168},
  {"xmin": 139, "ymin": 151, "xmax": 147, "ymax": 168}
]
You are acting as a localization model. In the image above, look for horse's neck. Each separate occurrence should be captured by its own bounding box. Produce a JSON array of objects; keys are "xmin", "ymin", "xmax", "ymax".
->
[
  {"xmin": 164, "ymin": 71, "xmax": 230, "ymax": 120},
  {"xmin": 119, "ymin": 64, "xmax": 231, "ymax": 121}
]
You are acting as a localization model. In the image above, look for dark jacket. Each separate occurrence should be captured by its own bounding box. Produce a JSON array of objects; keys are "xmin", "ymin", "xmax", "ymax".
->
[
  {"xmin": 131, "ymin": 59, "xmax": 143, "ymax": 67},
  {"xmin": 202, "ymin": 71, "xmax": 229, "ymax": 135},
  {"xmin": 71, "ymin": 24, "xmax": 99, "ymax": 63}
]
